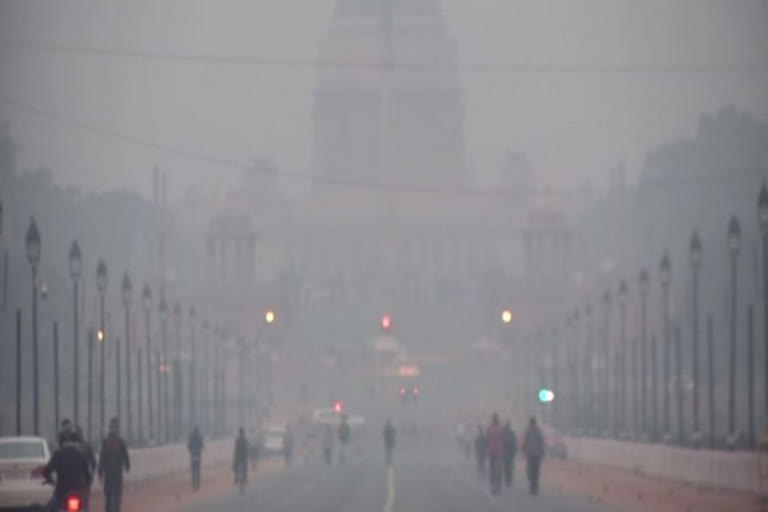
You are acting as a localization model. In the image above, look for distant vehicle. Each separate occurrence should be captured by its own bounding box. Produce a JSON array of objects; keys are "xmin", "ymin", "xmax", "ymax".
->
[
  {"xmin": 260, "ymin": 425, "xmax": 286, "ymax": 458},
  {"xmin": 399, "ymin": 384, "xmax": 421, "ymax": 403},
  {"xmin": 0, "ymin": 436, "xmax": 51, "ymax": 509},
  {"xmin": 541, "ymin": 424, "xmax": 568, "ymax": 459}
]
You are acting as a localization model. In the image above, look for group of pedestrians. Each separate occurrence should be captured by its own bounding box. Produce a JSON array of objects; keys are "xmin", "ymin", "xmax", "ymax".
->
[
  {"xmin": 44, "ymin": 416, "xmax": 131, "ymax": 512},
  {"xmin": 469, "ymin": 415, "xmax": 544, "ymax": 496}
]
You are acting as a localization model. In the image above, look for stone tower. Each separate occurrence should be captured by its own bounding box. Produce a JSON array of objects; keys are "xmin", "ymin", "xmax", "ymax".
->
[{"xmin": 313, "ymin": 0, "xmax": 466, "ymax": 189}]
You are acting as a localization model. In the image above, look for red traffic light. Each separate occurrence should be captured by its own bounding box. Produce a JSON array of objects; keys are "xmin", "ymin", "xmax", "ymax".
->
[
  {"xmin": 333, "ymin": 400, "xmax": 343, "ymax": 414},
  {"xmin": 380, "ymin": 314, "xmax": 392, "ymax": 330}
]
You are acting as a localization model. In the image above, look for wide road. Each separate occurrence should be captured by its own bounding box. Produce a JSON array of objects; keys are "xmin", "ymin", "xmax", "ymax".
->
[{"xmin": 183, "ymin": 452, "xmax": 612, "ymax": 512}]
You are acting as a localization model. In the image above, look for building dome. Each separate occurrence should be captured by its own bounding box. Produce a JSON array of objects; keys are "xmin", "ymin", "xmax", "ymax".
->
[{"xmin": 333, "ymin": 0, "xmax": 442, "ymax": 21}]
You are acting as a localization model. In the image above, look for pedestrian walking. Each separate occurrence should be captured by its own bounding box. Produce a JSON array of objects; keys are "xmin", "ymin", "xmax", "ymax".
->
[
  {"xmin": 474, "ymin": 425, "xmax": 487, "ymax": 480},
  {"xmin": 486, "ymin": 413, "xmax": 504, "ymax": 495},
  {"xmin": 522, "ymin": 417, "xmax": 544, "ymax": 496},
  {"xmin": 187, "ymin": 426, "xmax": 204, "ymax": 491},
  {"xmin": 502, "ymin": 420, "xmax": 517, "ymax": 487},
  {"xmin": 98, "ymin": 418, "xmax": 130, "ymax": 512}
]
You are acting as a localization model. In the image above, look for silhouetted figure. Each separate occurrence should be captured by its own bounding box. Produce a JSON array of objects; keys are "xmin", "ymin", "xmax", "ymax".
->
[
  {"xmin": 338, "ymin": 415, "xmax": 351, "ymax": 464},
  {"xmin": 233, "ymin": 428, "xmax": 249, "ymax": 492},
  {"xmin": 43, "ymin": 430, "xmax": 91, "ymax": 511},
  {"xmin": 98, "ymin": 418, "xmax": 130, "ymax": 512},
  {"xmin": 502, "ymin": 420, "xmax": 517, "ymax": 488},
  {"xmin": 474, "ymin": 425, "xmax": 487, "ymax": 480},
  {"xmin": 486, "ymin": 413, "xmax": 504, "ymax": 495},
  {"xmin": 383, "ymin": 419, "xmax": 396, "ymax": 465},
  {"xmin": 187, "ymin": 426, "xmax": 204, "ymax": 491},
  {"xmin": 522, "ymin": 417, "xmax": 544, "ymax": 495}
]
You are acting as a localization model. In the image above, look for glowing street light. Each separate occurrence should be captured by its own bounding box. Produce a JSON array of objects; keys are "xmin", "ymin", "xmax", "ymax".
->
[
  {"xmin": 265, "ymin": 309, "xmax": 276, "ymax": 325},
  {"xmin": 501, "ymin": 309, "xmax": 513, "ymax": 325}
]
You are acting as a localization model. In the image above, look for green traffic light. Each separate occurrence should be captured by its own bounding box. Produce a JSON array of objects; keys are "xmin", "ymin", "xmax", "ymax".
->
[{"xmin": 538, "ymin": 388, "xmax": 554, "ymax": 403}]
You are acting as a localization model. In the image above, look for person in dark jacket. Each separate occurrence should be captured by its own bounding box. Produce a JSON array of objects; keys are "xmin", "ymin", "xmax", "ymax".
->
[
  {"xmin": 502, "ymin": 420, "xmax": 517, "ymax": 488},
  {"xmin": 43, "ymin": 430, "xmax": 91, "ymax": 511},
  {"xmin": 98, "ymin": 417, "xmax": 130, "ymax": 512},
  {"xmin": 522, "ymin": 416, "xmax": 545, "ymax": 495},
  {"xmin": 474, "ymin": 425, "xmax": 486, "ymax": 480},
  {"xmin": 233, "ymin": 428, "xmax": 249, "ymax": 488},
  {"xmin": 187, "ymin": 426, "xmax": 204, "ymax": 491}
]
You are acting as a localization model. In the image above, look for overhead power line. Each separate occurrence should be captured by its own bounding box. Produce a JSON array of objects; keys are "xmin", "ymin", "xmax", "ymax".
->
[
  {"xmin": 0, "ymin": 94, "xmax": 763, "ymax": 196},
  {"xmin": 1, "ymin": 39, "xmax": 767, "ymax": 75}
]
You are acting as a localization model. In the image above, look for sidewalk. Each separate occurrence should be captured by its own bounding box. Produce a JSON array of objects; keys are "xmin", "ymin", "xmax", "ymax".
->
[
  {"xmin": 90, "ymin": 459, "xmax": 280, "ymax": 512},
  {"xmin": 544, "ymin": 457, "xmax": 763, "ymax": 512}
]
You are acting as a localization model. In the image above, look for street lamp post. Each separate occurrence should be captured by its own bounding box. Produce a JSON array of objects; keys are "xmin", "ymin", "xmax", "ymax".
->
[
  {"xmin": 173, "ymin": 300, "xmax": 182, "ymax": 441},
  {"xmin": 69, "ymin": 241, "xmax": 82, "ymax": 425},
  {"xmin": 639, "ymin": 268, "xmax": 649, "ymax": 439},
  {"xmin": 141, "ymin": 284, "xmax": 153, "ymax": 443},
  {"xmin": 201, "ymin": 318, "xmax": 209, "ymax": 434},
  {"xmin": 26, "ymin": 217, "xmax": 41, "ymax": 435},
  {"xmin": 87, "ymin": 329, "xmax": 94, "ymax": 442},
  {"xmin": 159, "ymin": 297, "xmax": 169, "ymax": 444},
  {"xmin": 584, "ymin": 302, "xmax": 594, "ymax": 435},
  {"xmin": 727, "ymin": 215, "xmax": 741, "ymax": 448},
  {"xmin": 660, "ymin": 251, "xmax": 671, "ymax": 442},
  {"xmin": 689, "ymin": 231, "xmax": 702, "ymax": 446},
  {"xmin": 121, "ymin": 272, "xmax": 133, "ymax": 443},
  {"xmin": 601, "ymin": 289, "xmax": 612, "ymax": 436},
  {"xmin": 96, "ymin": 260, "xmax": 108, "ymax": 440},
  {"xmin": 617, "ymin": 280, "xmax": 628, "ymax": 437},
  {"xmin": 188, "ymin": 305, "xmax": 197, "ymax": 431},
  {"xmin": 757, "ymin": 181, "xmax": 768, "ymax": 432}
]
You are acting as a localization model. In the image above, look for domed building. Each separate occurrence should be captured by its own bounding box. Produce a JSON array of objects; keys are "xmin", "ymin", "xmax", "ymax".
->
[{"xmin": 200, "ymin": 0, "xmax": 573, "ymax": 347}]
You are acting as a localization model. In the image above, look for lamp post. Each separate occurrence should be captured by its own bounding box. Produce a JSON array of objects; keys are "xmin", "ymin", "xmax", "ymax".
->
[
  {"xmin": 96, "ymin": 259, "xmax": 108, "ymax": 440},
  {"xmin": 660, "ymin": 251, "xmax": 671, "ymax": 442},
  {"xmin": 201, "ymin": 318, "xmax": 209, "ymax": 434},
  {"xmin": 617, "ymin": 280, "xmax": 628, "ymax": 437},
  {"xmin": 757, "ymin": 181, "xmax": 768, "ymax": 431},
  {"xmin": 689, "ymin": 231, "xmax": 702, "ymax": 445},
  {"xmin": 585, "ymin": 302, "xmax": 594, "ymax": 435},
  {"xmin": 173, "ymin": 300, "xmax": 182, "ymax": 441},
  {"xmin": 141, "ymin": 284, "xmax": 153, "ymax": 442},
  {"xmin": 121, "ymin": 272, "xmax": 133, "ymax": 442},
  {"xmin": 26, "ymin": 217, "xmax": 41, "ymax": 435},
  {"xmin": 188, "ymin": 305, "xmax": 197, "ymax": 431},
  {"xmin": 601, "ymin": 289, "xmax": 612, "ymax": 436},
  {"xmin": 158, "ymin": 297, "xmax": 169, "ymax": 444},
  {"xmin": 727, "ymin": 215, "xmax": 741, "ymax": 448},
  {"xmin": 69, "ymin": 241, "xmax": 82, "ymax": 425},
  {"xmin": 638, "ymin": 268, "xmax": 649, "ymax": 439}
]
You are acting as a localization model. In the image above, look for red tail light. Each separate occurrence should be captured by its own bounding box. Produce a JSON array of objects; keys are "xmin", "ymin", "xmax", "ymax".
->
[
  {"xmin": 399, "ymin": 388, "xmax": 406, "ymax": 395},
  {"xmin": 30, "ymin": 466, "xmax": 45, "ymax": 478},
  {"xmin": 413, "ymin": 387, "xmax": 420, "ymax": 395},
  {"xmin": 66, "ymin": 495, "xmax": 82, "ymax": 511}
]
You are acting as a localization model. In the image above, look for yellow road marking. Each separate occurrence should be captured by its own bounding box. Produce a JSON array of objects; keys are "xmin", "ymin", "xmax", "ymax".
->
[{"xmin": 383, "ymin": 465, "xmax": 395, "ymax": 512}]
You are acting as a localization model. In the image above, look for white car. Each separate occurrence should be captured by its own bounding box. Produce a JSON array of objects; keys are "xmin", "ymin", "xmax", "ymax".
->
[
  {"xmin": 261, "ymin": 426, "xmax": 286, "ymax": 457},
  {"xmin": 0, "ymin": 436, "xmax": 51, "ymax": 509}
]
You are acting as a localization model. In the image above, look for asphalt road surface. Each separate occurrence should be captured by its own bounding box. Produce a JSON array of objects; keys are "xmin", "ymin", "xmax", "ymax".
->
[{"xmin": 183, "ymin": 452, "xmax": 612, "ymax": 512}]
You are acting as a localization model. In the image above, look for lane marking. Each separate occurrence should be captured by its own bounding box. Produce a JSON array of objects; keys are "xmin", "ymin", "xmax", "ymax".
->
[{"xmin": 383, "ymin": 465, "xmax": 395, "ymax": 512}]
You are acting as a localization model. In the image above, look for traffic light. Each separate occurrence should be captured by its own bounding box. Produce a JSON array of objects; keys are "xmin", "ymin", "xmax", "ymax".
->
[
  {"xmin": 501, "ymin": 309, "xmax": 513, "ymax": 325},
  {"xmin": 265, "ymin": 309, "xmax": 276, "ymax": 324},
  {"xmin": 332, "ymin": 400, "xmax": 343, "ymax": 414},
  {"xmin": 538, "ymin": 388, "xmax": 555, "ymax": 403},
  {"xmin": 380, "ymin": 314, "xmax": 392, "ymax": 331}
]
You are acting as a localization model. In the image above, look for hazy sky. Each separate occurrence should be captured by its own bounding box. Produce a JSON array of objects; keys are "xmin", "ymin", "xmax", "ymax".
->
[{"xmin": 1, "ymin": 0, "xmax": 766, "ymax": 199}]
